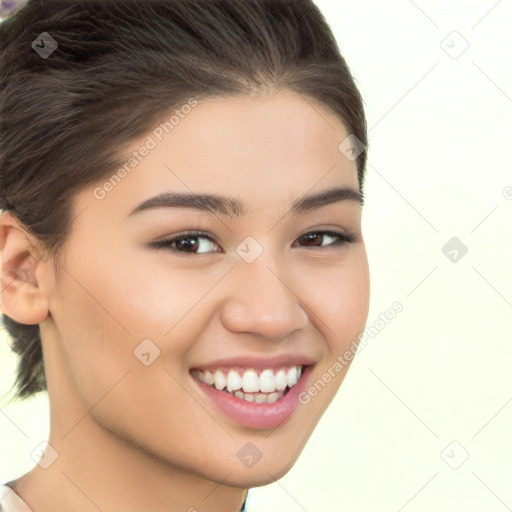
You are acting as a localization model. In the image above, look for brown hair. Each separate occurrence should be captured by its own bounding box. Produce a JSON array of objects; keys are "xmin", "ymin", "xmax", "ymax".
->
[{"xmin": 0, "ymin": 0, "xmax": 367, "ymax": 401}]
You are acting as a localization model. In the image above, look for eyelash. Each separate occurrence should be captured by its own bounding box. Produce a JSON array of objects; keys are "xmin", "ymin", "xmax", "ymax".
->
[{"xmin": 148, "ymin": 229, "xmax": 356, "ymax": 256}]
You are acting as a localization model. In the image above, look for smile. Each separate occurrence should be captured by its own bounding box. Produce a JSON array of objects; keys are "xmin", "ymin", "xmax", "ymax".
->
[
  {"xmin": 190, "ymin": 365, "xmax": 303, "ymax": 404},
  {"xmin": 190, "ymin": 364, "xmax": 312, "ymax": 429}
]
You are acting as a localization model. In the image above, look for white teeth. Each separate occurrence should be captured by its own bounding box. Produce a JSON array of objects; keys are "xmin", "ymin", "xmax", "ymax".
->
[
  {"xmin": 214, "ymin": 369, "xmax": 226, "ymax": 391},
  {"xmin": 242, "ymin": 369, "xmax": 260, "ymax": 393},
  {"xmin": 267, "ymin": 392, "xmax": 279, "ymax": 404},
  {"xmin": 286, "ymin": 366, "xmax": 298, "ymax": 387},
  {"xmin": 204, "ymin": 370, "xmax": 214, "ymax": 385},
  {"xmin": 274, "ymin": 369, "xmax": 287, "ymax": 391},
  {"xmin": 226, "ymin": 370, "xmax": 242, "ymax": 392},
  {"xmin": 259, "ymin": 369, "xmax": 275, "ymax": 392},
  {"xmin": 193, "ymin": 365, "xmax": 305, "ymax": 401}
]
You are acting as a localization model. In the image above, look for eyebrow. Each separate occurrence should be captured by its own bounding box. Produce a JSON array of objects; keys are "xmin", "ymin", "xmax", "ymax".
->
[{"xmin": 127, "ymin": 186, "xmax": 362, "ymax": 219}]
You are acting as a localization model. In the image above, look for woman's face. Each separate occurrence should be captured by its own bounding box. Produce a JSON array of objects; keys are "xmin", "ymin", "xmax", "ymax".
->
[{"xmin": 45, "ymin": 89, "xmax": 370, "ymax": 486}]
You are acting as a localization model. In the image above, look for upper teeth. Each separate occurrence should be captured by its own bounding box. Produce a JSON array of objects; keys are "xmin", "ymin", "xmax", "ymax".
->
[{"xmin": 192, "ymin": 365, "xmax": 303, "ymax": 394}]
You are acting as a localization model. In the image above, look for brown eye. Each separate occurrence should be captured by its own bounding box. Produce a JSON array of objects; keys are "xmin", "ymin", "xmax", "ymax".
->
[
  {"xmin": 295, "ymin": 230, "xmax": 355, "ymax": 248},
  {"xmin": 149, "ymin": 231, "xmax": 220, "ymax": 255},
  {"xmin": 148, "ymin": 229, "xmax": 355, "ymax": 257}
]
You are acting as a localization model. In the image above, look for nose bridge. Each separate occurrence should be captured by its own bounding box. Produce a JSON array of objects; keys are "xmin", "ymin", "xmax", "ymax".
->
[{"xmin": 220, "ymin": 250, "xmax": 308, "ymax": 340}]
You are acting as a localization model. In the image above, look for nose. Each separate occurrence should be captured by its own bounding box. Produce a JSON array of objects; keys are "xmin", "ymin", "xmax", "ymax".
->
[{"xmin": 220, "ymin": 255, "xmax": 309, "ymax": 341}]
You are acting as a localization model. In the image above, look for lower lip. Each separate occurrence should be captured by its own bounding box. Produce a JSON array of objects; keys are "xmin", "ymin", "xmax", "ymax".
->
[{"xmin": 191, "ymin": 365, "xmax": 313, "ymax": 430}]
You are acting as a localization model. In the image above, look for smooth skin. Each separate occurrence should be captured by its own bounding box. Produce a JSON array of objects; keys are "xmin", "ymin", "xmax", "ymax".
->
[{"xmin": 0, "ymin": 89, "xmax": 370, "ymax": 512}]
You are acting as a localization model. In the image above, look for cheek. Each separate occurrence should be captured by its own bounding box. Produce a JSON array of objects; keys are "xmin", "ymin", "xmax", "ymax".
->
[
  {"xmin": 303, "ymin": 252, "xmax": 370, "ymax": 351},
  {"xmin": 52, "ymin": 248, "xmax": 224, "ymax": 410},
  {"xmin": 51, "ymin": 267, "xmax": 198, "ymax": 444},
  {"xmin": 49, "ymin": 249, "xmax": 165, "ymax": 404},
  {"xmin": 85, "ymin": 242, "xmax": 219, "ymax": 338},
  {"xmin": 289, "ymin": 252, "xmax": 370, "ymax": 422},
  {"xmin": 51, "ymin": 275, "xmax": 132, "ymax": 395}
]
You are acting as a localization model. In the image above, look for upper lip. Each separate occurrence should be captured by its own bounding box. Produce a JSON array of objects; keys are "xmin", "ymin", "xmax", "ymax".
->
[{"xmin": 190, "ymin": 354, "xmax": 317, "ymax": 371}]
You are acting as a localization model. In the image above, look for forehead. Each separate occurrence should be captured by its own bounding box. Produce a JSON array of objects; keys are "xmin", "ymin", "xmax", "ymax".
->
[
  {"xmin": 76, "ymin": 90, "xmax": 359, "ymax": 220},
  {"xmin": 156, "ymin": 90, "xmax": 355, "ymax": 178}
]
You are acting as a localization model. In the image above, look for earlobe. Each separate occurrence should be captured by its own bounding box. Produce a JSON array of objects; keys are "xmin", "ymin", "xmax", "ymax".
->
[{"xmin": 0, "ymin": 211, "xmax": 51, "ymax": 325}]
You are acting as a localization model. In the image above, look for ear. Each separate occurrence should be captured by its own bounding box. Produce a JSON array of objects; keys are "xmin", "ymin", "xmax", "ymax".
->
[{"xmin": 0, "ymin": 210, "xmax": 53, "ymax": 325}]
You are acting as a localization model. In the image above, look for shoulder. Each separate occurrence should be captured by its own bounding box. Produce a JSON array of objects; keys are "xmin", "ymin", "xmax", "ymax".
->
[{"xmin": 0, "ymin": 484, "xmax": 33, "ymax": 512}]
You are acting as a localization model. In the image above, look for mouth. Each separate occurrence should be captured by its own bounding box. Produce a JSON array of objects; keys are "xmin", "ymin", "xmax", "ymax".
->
[
  {"xmin": 190, "ymin": 363, "xmax": 313, "ymax": 429},
  {"xmin": 190, "ymin": 365, "xmax": 305, "ymax": 404}
]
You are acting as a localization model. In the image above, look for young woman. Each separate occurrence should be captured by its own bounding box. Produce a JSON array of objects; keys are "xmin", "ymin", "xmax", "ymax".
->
[{"xmin": 0, "ymin": 0, "xmax": 370, "ymax": 510}]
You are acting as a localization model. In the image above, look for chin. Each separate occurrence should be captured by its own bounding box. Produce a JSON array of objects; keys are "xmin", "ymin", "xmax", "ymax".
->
[
  {"xmin": 216, "ymin": 452, "xmax": 300, "ymax": 488},
  {"xmin": 221, "ymin": 466, "xmax": 295, "ymax": 489}
]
